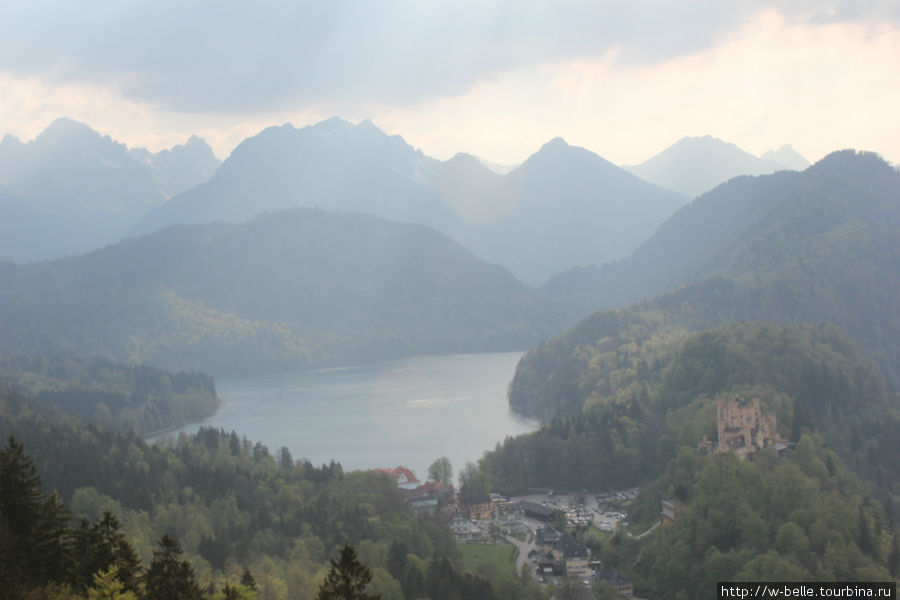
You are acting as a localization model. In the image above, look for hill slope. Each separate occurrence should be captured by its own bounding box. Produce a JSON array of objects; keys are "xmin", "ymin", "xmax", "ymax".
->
[
  {"xmin": 541, "ymin": 150, "xmax": 900, "ymax": 385},
  {"xmin": 0, "ymin": 209, "xmax": 568, "ymax": 375},
  {"xmin": 492, "ymin": 321, "xmax": 899, "ymax": 492}
]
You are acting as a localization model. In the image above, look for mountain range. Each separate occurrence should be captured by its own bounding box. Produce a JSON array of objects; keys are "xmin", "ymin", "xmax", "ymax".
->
[
  {"xmin": 0, "ymin": 209, "xmax": 569, "ymax": 375},
  {"xmin": 626, "ymin": 135, "xmax": 809, "ymax": 198},
  {"xmin": 2, "ymin": 117, "xmax": 818, "ymax": 285},
  {"xmin": 0, "ymin": 118, "xmax": 219, "ymax": 261},
  {"xmin": 131, "ymin": 117, "xmax": 688, "ymax": 283}
]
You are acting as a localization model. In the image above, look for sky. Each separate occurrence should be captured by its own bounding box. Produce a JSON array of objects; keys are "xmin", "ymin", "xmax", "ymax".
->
[{"xmin": 1, "ymin": 1, "xmax": 899, "ymax": 167}]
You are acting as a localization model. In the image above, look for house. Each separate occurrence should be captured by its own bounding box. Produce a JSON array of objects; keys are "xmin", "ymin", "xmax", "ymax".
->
[
  {"xmin": 597, "ymin": 568, "xmax": 634, "ymax": 597},
  {"xmin": 414, "ymin": 480, "xmax": 454, "ymax": 497},
  {"xmin": 558, "ymin": 532, "xmax": 590, "ymax": 578},
  {"xmin": 375, "ymin": 466, "xmax": 421, "ymax": 491},
  {"xmin": 536, "ymin": 558, "xmax": 557, "ymax": 578},
  {"xmin": 406, "ymin": 480, "xmax": 455, "ymax": 516},
  {"xmin": 406, "ymin": 495, "xmax": 440, "ymax": 517},
  {"xmin": 661, "ymin": 499, "xmax": 678, "ymax": 525},
  {"xmin": 467, "ymin": 500, "xmax": 494, "ymax": 520},
  {"xmin": 493, "ymin": 512, "xmax": 526, "ymax": 536},
  {"xmin": 535, "ymin": 527, "xmax": 591, "ymax": 577},
  {"xmin": 519, "ymin": 500, "xmax": 557, "ymax": 522},
  {"xmin": 535, "ymin": 526, "xmax": 561, "ymax": 554},
  {"xmin": 449, "ymin": 515, "xmax": 485, "ymax": 543}
]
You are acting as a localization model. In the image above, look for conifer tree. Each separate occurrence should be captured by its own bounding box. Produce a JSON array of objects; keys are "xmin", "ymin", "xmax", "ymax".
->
[
  {"xmin": 78, "ymin": 511, "xmax": 142, "ymax": 595},
  {"xmin": 315, "ymin": 543, "xmax": 381, "ymax": 600},
  {"xmin": 144, "ymin": 534, "xmax": 202, "ymax": 600},
  {"xmin": 240, "ymin": 568, "xmax": 257, "ymax": 591},
  {"xmin": 0, "ymin": 436, "xmax": 48, "ymax": 589},
  {"xmin": 88, "ymin": 565, "xmax": 137, "ymax": 600},
  {"xmin": 34, "ymin": 491, "xmax": 77, "ymax": 585}
]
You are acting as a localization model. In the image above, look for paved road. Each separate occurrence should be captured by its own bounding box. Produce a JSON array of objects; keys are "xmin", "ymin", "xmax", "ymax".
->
[
  {"xmin": 504, "ymin": 532, "xmax": 534, "ymax": 575},
  {"xmin": 628, "ymin": 519, "xmax": 661, "ymax": 539}
]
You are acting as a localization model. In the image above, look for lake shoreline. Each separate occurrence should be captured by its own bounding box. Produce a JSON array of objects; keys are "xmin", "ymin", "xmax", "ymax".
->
[{"xmin": 154, "ymin": 351, "xmax": 538, "ymax": 481}]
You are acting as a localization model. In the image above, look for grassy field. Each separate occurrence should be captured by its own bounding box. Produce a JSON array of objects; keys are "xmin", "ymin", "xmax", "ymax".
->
[{"xmin": 458, "ymin": 543, "xmax": 517, "ymax": 577}]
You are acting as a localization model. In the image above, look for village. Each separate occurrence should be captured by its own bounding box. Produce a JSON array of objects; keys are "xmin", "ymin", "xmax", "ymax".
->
[
  {"xmin": 377, "ymin": 395, "xmax": 790, "ymax": 598},
  {"xmin": 376, "ymin": 463, "xmax": 640, "ymax": 596}
]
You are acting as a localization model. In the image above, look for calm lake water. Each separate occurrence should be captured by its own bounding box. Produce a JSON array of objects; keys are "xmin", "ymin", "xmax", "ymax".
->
[{"xmin": 156, "ymin": 351, "xmax": 538, "ymax": 482}]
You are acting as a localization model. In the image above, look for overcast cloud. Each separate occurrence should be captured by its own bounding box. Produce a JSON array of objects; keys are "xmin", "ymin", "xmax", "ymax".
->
[
  {"xmin": 2, "ymin": 1, "xmax": 898, "ymax": 113},
  {"xmin": 1, "ymin": 1, "xmax": 898, "ymax": 166}
]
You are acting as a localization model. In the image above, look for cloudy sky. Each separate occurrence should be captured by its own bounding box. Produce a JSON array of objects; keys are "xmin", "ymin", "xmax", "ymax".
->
[{"xmin": 1, "ymin": 1, "xmax": 898, "ymax": 166}]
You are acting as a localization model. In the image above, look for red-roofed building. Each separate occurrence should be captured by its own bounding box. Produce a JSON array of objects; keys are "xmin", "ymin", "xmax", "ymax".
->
[
  {"xmin": 415, "ymin": 480, "xmax": 454, "ymax": 495},
  {"xmin": 375, "ymin": 466, "xmax": 420, "ymax": 490}
]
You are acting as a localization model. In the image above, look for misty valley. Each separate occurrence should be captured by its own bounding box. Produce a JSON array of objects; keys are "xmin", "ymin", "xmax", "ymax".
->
[{"xmin": 1, "ymin": 116, "xmax": 898, "ymax": 600}]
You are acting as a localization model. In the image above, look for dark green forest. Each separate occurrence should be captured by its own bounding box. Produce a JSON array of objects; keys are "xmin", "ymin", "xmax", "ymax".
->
[
  {"xmin": 486, "ymin": 322, "xmax": 900, "ymax": 595},
  {"xmin": 0, "ymin": 380, "xmax": 545, "ymax": 599},
  {"xmin": 493, "ymin": 321, "xmax": 899, "ymax": 494},
  {"xmin": 1, "ymin": 149, "xmax": 898, "ymax": 599},
  {"xmin": 605, "ymin": 439, "xmax": 897, "ymax": 598},
  {"xmin": 0, "ymin": 356, "xmax": 218, "ymax": 434}
]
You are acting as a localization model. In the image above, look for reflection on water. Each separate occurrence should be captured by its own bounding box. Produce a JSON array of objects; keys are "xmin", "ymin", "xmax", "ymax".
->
[{"xmin": 152, "ymin": 352, "xmax": 538, "ymax": 482}]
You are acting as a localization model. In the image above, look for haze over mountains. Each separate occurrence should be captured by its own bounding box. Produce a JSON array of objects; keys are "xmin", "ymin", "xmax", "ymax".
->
[
  {"xmin": 132, "ymin": 117, "xmax": 688, "ymax": 283},
  {"xmin": 1, "ymin": 116, "xmax": 818, "ymax": 285},
  {"xmin": 1, "ymin": 118, "xmax": 898, "ymax": 598},
  {"xmin": 524, "ymin": 150, "xmax": 900, "ymax": 421},
  {"xmin": 626, "ymin": 135, "xmax": 809, "ymax": 198},
  {"xmin": 0, "ymin": 118, "xmax": 220, "ymax": 261},
  {"xmin": 0, "ymin": 209, "xmax": 569, "ymax": 375}
]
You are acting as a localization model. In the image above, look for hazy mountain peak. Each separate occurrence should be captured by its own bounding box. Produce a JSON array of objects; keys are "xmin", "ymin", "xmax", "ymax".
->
[
  {"xmin": 762, "ymin": 144, "xmax": 810, "ymax": 171},
  {"xmin": 627, "ymin": 135, "xmax": 789, "ymax": 198},
  {"xmin": 310, "ymin": 115, "xmax": 356, "ymax": 135},
  {"xmin": 445, "ymin": 152, "xmax": 484, "ymax": 167},
  {"xmin": 1, "ymin": 134, "xmax": 23, "ymax": 147},
  {"xmin": 37, "ymin": 117, "xmax": 105, "ymax": 146},
  {"xmin": 522, "ymin": 137, "xmax": 619, "ymax": 175},
  {"xmin": 143, "ymin": 135, "xmax": 221, "ymax": 197},
  {"xmin": 184, "ymin": 134, "xmax": 209, "ymax": 149},
  {"xmin": 540, "ymin": 136, "xmax": 570, "ymax": 151},
  {"xmin": 670, "ymin": 135, "xmax": 743, "ymax": 155}
]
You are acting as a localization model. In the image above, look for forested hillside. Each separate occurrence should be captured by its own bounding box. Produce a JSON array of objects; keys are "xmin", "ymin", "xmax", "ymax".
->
[
  {"xmin": 0, "ymin": 209, "xmax": 569, "ymax": 376},
  {"xmin": 487, "ymin": 322, "xmax": 900, "ymax": 592},
  {"xmin": 0, "ymin": 384, "xmax": 542, "ymax": 599},
  {"xmin": 493, "ymin": 322, "xmax": 899, "ymax": 494},
  {"xmin": 538, "ymin": 150, "xmax": 900, "ymax": 394},
  {"xmin": 0, "ymin": 356, "xmax": 217, "ymax": 434},
  {"xmin": 626, "ymin": 439, "xmax": 897, "ymax": 597}
]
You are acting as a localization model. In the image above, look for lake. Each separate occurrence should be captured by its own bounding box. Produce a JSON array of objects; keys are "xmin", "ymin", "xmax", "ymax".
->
[{"xmin": 155, "ymin": 351, "xmax": 539, "ymax": 483}]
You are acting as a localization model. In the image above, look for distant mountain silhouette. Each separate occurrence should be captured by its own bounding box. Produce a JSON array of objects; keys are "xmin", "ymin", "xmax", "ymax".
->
[
  {"xmin": 454, "ymin": 137, "xmax": 686, "ymax": 283},
  {"xmin": 626, "ymin": 135, "xmax": 805, "ymax": 198},
  {"xmin": 0, "ymin": 209, "xmax": 570, "ymax": 375},
  {"xmin": 130, "ymin": 117, "xmax": 449, "ymax": 236},
  {"xmin": 130, "ymin": 134, "xmax": 221, "ymax": 198},
  {"xmin": 762, "ymin": 144, "xmax": 811, "ymax": 171},
  {"xmin": 133, "ymin": 119, "xmax": 686, "ymax": 283},
  {"xmin": 0, "ymin": 118, "xmax": 219, "ymax": 262}
]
